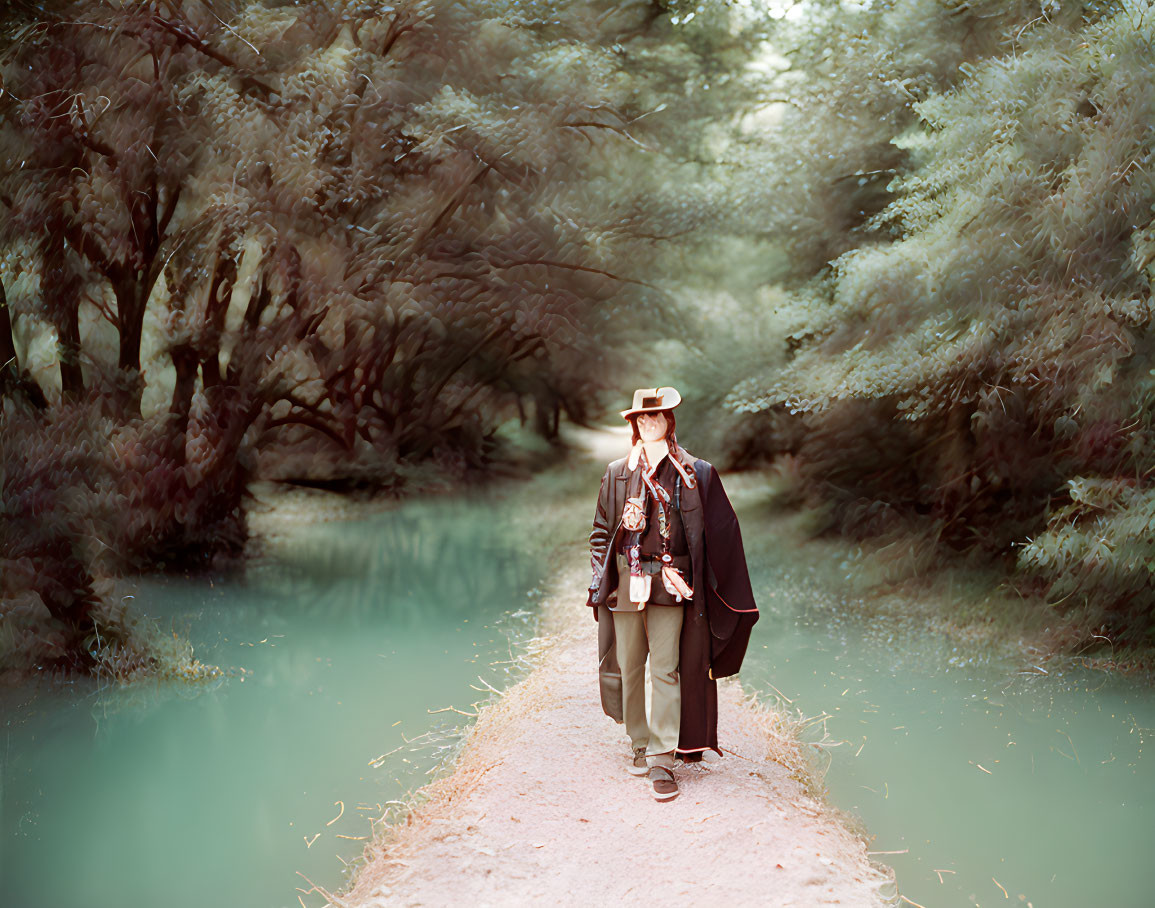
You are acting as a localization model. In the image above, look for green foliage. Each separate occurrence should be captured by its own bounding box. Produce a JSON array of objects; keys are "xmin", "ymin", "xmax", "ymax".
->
[
  {"xmin": 714, "ymin": 0, "xmax": 1155, "ymax": 637},
  {"xmin": 1018, "ymin": 477, "xmax": 1155, "ymax": 637},
  {"xmin": 728, "ymin": 0, "xmax": 1043, "ymax": 280},
  {"xmin": 0, "ymin": 0, "xmax": 744, "ymax": 677},
  {"xmin": 655, "ymin": 0, "xmax": 1049, "ymax": 459}
]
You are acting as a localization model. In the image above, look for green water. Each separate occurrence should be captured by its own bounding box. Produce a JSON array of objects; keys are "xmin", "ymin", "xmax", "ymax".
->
[
  {"xmin": 735, "ymin": 497, "xmax": 1155, "ymax": 908},
  {"xmin": 1, "ymin": 487, "xmax": 548, "ymax": 908},
  {"xmin": 5, "ymin": 465, "xmax": 1154, "ymax": 908}
]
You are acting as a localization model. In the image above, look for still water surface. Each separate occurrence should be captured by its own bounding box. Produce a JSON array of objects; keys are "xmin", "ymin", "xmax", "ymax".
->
[
  {"xmin": 2, "ymin": 488, "xmax": 546, "ymax": 908},
  {"xmin": 734, "ymin": 488, "xmax": 1155, "ymax": 908},
  {"xmin": 4, "ymin": 474, "xmax": 1154, "ymax": 908}
]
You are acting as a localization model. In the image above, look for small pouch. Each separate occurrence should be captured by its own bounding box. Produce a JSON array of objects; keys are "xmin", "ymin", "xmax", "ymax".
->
[{"xmin": 629, "ymin": 573, "xmax": 652, "ymax": 608}]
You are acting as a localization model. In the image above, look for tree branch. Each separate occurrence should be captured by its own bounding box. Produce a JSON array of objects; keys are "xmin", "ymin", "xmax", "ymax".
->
[
  {"xmin": 149, "ymin": 13, "xmax": 274, "ymax": 95},
  {"xmin": 495, "ymin": 258, "xmax": 652, "ymax": 288},
  {"xmin": 262, "ymin": 412, "xmax": 348, "ymax": 449}
]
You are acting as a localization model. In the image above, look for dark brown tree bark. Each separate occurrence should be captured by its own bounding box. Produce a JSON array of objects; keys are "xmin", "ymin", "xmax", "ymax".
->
[
  {"xmin": 43, "ymin": 225, "xmax": 85, "ymax": 400},
  {"xmin": 0, "ymin": 274, "xmax": 17, "ymax": 395}
]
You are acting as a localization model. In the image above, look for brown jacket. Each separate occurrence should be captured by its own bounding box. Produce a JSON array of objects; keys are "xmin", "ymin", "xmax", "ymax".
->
[{"xmin": 586, "ymin": 445, "xmax": 759, "ymax": 754}]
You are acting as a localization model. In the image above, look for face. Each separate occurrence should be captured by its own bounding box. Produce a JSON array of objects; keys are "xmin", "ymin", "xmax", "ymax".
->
[{"xmin": 636, "ymin": 411, "xmax": 669, "ymax": 442}]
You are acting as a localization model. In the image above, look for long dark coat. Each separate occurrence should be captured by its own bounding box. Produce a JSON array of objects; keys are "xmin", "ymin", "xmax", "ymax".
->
[{"xmin": 586, "ymin": 445, "xmax": 759, "ymax": 755}]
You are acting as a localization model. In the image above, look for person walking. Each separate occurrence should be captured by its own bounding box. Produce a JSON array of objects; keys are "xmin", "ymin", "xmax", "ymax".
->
[{"xmin": 586, "ymin": 386, "xmax": 759, "ymax": 801}]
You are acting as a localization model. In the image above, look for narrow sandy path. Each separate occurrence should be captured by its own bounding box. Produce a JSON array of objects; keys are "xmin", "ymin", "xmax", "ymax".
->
[{"xmin": 342, "ymin": 548, "xmax": 896, "ymax": 907}]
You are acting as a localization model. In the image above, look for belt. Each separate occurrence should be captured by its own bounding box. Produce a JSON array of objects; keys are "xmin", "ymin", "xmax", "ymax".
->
[{"xmin": 636, "ymin": 556, "xmax": 691, "ymax": 577}]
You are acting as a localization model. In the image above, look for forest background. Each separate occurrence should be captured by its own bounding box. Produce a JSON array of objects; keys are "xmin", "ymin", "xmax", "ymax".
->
[{"xmin": 2, "ymin": 0, "xmax": 1154, "ymax": 679}]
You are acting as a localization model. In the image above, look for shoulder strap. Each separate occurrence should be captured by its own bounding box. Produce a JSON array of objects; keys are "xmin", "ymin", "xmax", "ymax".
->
[{"xmin": 668, "ymin": 443, "xmax": 697, "ymax": 488}]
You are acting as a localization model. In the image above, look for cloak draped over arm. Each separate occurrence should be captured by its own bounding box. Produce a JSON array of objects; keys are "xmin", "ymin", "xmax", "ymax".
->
[{"xmin": 699, "ymin": 463, "xmax": 759, "ymax": 678}]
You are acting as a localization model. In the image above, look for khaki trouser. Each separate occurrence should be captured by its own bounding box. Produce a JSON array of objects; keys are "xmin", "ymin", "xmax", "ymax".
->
[{"xmin": 610, "ymin": 603, "xmax": 683, "ymax": 769}]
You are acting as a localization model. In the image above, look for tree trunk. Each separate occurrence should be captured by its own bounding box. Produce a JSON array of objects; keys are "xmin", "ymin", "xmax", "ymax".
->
[
  {"xmin": 44, "ymin": 231, "xmax": 84, "ymax": 400},
  {"xmin": 168, "ymin": 343, "xmax": 200, "ymax": 465},
  {"xmin": 113, "ymin": 277, "xmax": 147, "ymax": 415},
  {"xmin": 38, "ymin": 535, "xmax": 101, "ymax": 672},
  {"xmin": 534, "ymin": 389, "xmax": 560, "ymax": 441},
  {"xmin": 0, "ymin": 275, "xmax": 18, "ymax": 396}
]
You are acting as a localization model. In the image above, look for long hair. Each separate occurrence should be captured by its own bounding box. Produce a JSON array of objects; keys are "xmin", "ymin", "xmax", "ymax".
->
[{"xmin": 628, "ymin": 410, "xmax": 677, "ymax": 448}]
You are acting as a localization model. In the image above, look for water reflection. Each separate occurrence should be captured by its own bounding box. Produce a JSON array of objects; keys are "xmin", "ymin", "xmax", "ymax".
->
[
  {"xmin": 1, "ymin": 488, "xmax": 544, "ymax": 908},
  {"xmin": 738, "ymin": 504, "xmax": 1155, "ymax": 908}
]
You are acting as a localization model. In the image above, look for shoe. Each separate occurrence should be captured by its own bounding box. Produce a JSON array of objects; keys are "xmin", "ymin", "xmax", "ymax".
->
[
  {"xmin": 648, "ymin": 766, "xmax": 679, "ymax": 801},
  {"xmin": 627, "ymin": 746, "xmax": 649, "ymax": 776}
]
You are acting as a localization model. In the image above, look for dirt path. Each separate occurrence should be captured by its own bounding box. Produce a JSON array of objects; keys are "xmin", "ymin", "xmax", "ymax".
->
[{"xmin": 340, "ymin": 547, "xmax": 896, "ymax": 907}]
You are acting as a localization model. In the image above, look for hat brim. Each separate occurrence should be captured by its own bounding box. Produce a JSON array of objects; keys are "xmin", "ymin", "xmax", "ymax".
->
[
  {"xmin": 620, "ymin": 388, "xmax": 681, "ymax": 420},
  {"xmin": 621, "ymin": 406, "xmax": 676, "ymax": 420}
]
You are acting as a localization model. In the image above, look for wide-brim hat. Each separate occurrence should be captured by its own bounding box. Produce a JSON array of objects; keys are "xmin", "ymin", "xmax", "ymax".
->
[{"xmin": 620, "ymin": 386, "xmax": 682, "ymax": 420}]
